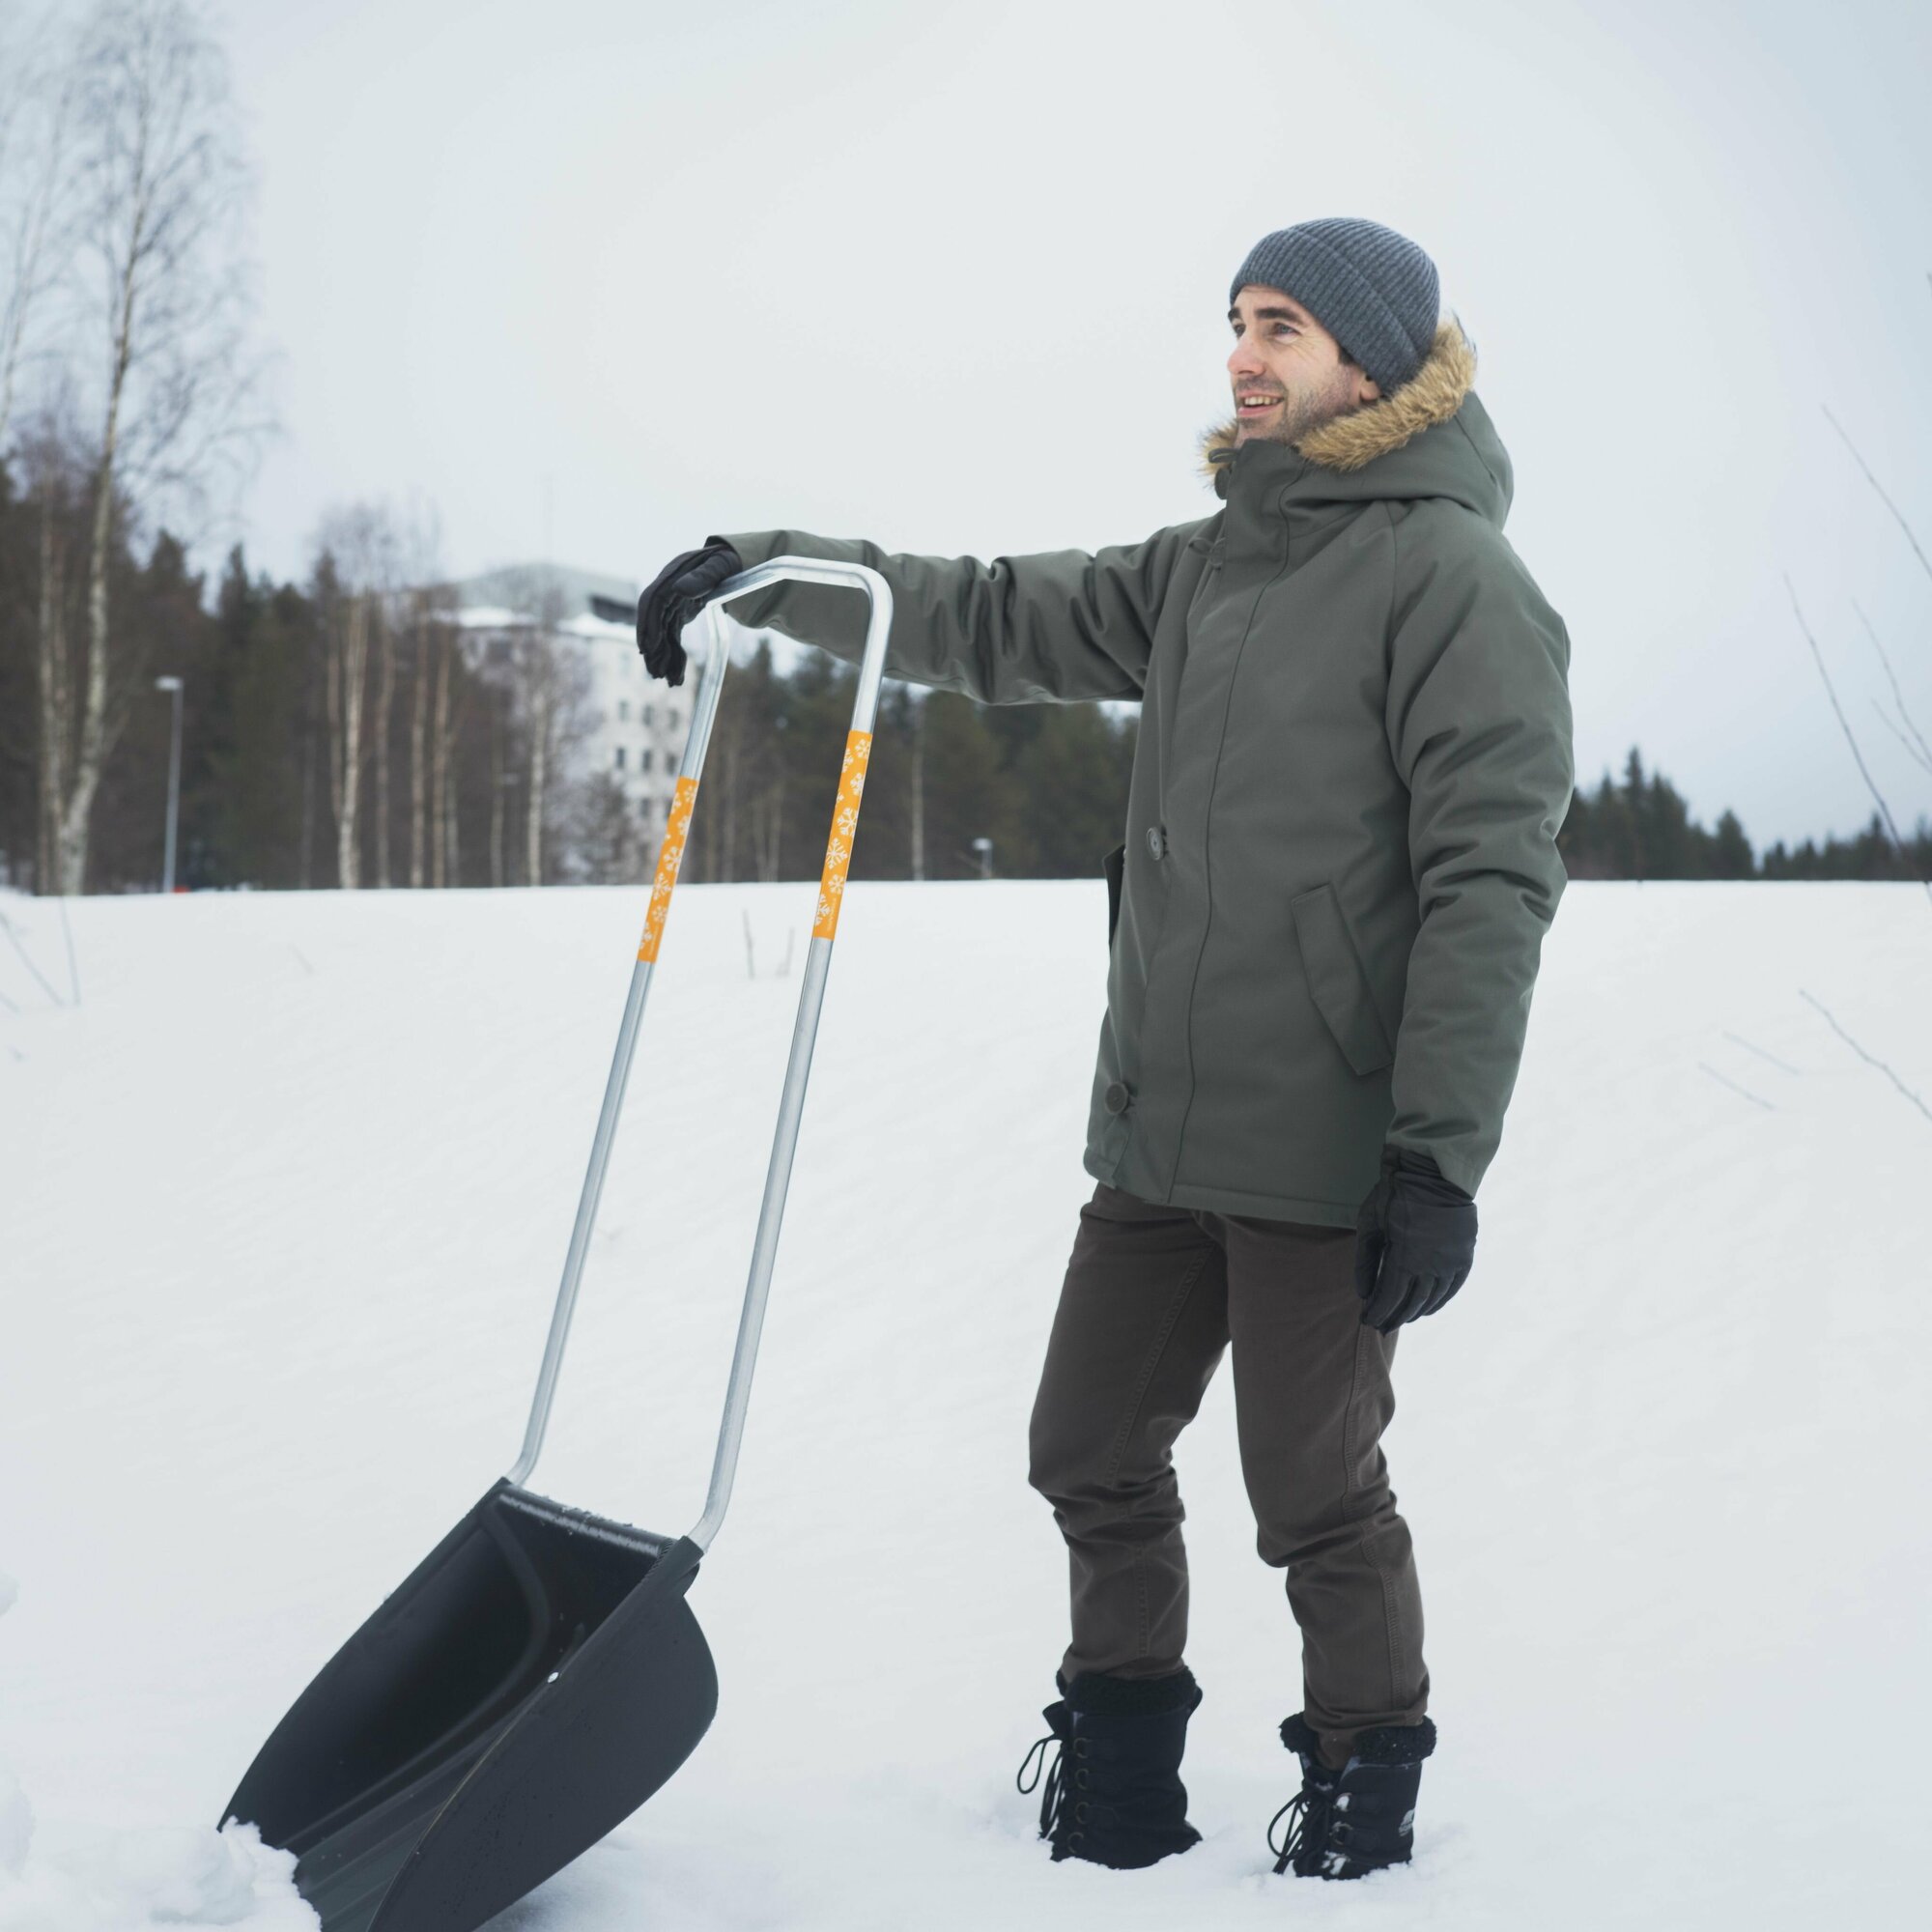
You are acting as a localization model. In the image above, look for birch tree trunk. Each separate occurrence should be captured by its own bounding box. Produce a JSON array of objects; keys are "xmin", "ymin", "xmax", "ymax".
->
[
  {"xmin": 429, "ymin": 630, "xmax": 453, "ymax": 889},
  {"xmin": 409, "ymin": 613, "xmax": 428, "ymax": 888},
  {"xmin": 35, "ymin": 493, "xmax": 71, "ymax": 895},
  {"xmin": 54, "ymin": 269, "xmax": 135, "ymax": 895},
  {"xmin": 373, "ymin": 605, "xmax": 395, "ymax": 887},
  {"xmin": 489, "ymin": 691, "xmax": 506, "ymax": 888},
  {"xmin": 327, "ymin": 592, "xmax": 369, "ymax": 889},
  {"xmin": 444, "ymin": 761, "xmax": 461, "ymax": 886},
  {"xmin": 298, "ymin": 685, "xmax": 316, "ymax": 890},
  {"xmin": 524, "ymin": 643, "xmax": 551, "ymax": 889}
]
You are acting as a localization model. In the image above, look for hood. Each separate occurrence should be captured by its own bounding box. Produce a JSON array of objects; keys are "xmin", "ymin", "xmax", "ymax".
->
[{"xmin": 1199, "ymin": 314, "xmax": 1512, "ymax": 527}]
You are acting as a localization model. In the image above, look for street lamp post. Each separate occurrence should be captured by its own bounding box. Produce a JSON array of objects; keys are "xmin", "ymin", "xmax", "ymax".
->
[{"xmin": 155, "ymin": 675, "xmax": 184, "ymax": 894}]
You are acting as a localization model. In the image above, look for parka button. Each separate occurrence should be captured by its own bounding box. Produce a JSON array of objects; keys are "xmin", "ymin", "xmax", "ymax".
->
[
  {"xmin": 1104, "ymin": 1082, "xmax": 1131, "ymax": 1116},
  {"xmin": 1146, "ymin": 824, "xmax": 1167, "ymax": 860}
]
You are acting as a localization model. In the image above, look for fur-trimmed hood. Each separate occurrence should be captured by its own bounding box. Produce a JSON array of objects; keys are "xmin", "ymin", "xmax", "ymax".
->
[{"xmin": 1199, "ymin": 313, "xmax": 1511, "ymax": 526}]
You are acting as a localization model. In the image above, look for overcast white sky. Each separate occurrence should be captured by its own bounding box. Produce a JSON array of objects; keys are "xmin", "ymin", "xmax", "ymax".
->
[{"xmin": 210, "ymin": 0, "xmax": 1932, "ymax": 849}]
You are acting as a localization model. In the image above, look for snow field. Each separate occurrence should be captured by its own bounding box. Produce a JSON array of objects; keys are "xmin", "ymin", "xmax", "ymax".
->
[{"xmin": 0, "ymin": 878, "xmax": 1927, "ymax": 1929}]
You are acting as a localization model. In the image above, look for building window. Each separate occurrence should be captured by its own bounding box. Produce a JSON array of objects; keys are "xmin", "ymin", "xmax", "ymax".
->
[
  {"xmin": 643, "ymin": 703, "xmax": 654, "ymax": 727},
  {"xmin": 614, "ymin": 747, "xmax": 626, "ymax": 770},
  {"xmin": 668, "ymin": 709, "xmax": 680, "ymax": 731},
  {"xmin": 618, "ymin": 700, "xmax": 630, "ymax": 722},
  {"xmin": 641, "ymin": 749, "xmax": 653, "ymax": 773}
]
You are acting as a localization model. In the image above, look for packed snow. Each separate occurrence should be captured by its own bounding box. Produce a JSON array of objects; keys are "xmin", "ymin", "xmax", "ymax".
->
[{"xmin": 1, "ymin": 877, "xmax": 1926, "ymax": 1930}]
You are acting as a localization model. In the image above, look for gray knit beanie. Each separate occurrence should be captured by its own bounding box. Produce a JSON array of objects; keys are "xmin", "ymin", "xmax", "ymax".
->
[{"xmin": 1229, "ymin": 218, "xmax": 1439, "ymax": 394}]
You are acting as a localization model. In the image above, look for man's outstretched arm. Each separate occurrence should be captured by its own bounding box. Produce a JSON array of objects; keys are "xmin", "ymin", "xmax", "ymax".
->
[{"xmin": 659, "ymin": 524, "xmax": 1206, "ymax": 705}]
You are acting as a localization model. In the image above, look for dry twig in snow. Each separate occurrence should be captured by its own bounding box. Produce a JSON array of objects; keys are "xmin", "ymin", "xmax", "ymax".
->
[
  {"xmin": 1698, "ymin": 1063, "xmax": 1775, "ymax": 1111},
  {"xmin": 1799, "ymin": 989, "xmax": 1932, "ymax": 1128},
  {"xmin": 0, "ymin": 907, "xmax": 64, "ymax": 1007}
]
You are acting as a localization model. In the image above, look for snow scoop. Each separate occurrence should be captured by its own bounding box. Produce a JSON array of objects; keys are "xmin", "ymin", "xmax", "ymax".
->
[{"xmin": 222, "ymin": 559, "xmax": 894, "ymax": 1932}]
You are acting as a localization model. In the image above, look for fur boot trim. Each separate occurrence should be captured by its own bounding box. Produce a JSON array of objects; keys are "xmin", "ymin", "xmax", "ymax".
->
[
  {"xmin": 1062, "ymin": 1664, "xmax": 1202, "ymax": 1718},
  {"xmin": 1279, "ymin": 1712, "xmax": 1436, "ymax": 1765},
  {"xmin": 1279, "ymin": 1712, "xmax": 1322, "ymax": 1758},
  {"xmin": 1352, "ymin": 1717, "xmax": 1436, "ymax": 1765}
]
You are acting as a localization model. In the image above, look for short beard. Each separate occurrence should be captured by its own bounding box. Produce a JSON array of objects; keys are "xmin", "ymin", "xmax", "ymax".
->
[{"xmin": 1239, "ymin": 367, "xmax": 1363, "ymax": 447}]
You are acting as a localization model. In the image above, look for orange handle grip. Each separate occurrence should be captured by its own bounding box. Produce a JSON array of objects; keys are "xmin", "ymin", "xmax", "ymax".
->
[
  {"xmin": 637, "ymin": 775, "xmax": 700, "ymax": 963},
  {"xmin": 811, "ymin": 730, "xmax": 872, "ymax": 942}
]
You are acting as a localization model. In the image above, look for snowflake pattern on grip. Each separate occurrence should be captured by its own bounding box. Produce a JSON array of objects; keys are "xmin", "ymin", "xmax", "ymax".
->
[
  {"xmin": 637, "ymin": 775, "xmax": 700, "ymax": 963},
  {"xmin": 813, "ymin": 732, "xmax": 873, "ymax": 941}
]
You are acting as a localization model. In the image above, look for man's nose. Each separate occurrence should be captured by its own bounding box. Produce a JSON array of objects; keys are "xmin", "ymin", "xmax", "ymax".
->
[{"xmin": 1228, "ymin": 336, "xmax": 1264, "ymax": 380}]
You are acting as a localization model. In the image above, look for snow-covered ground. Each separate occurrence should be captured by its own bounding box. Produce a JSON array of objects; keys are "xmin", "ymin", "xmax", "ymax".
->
[{"xmin": 1, "ymin": 878, "xmax": 1926, "ymax": 1930}]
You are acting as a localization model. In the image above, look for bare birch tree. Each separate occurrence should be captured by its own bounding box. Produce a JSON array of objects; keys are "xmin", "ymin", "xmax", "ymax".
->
[
  {"xmin": 42, "ymin": 0, "xmax": 266, "ymax": 894},
  {"xmin": 428, "ymin": 619, "xmax": 461, "ymax": 887},
  {"xmin": 522, "ymin": 573, "xmax": 565, "ymax": 887},
  {"xmin": 326, "ymin": 585, "xmax": 367, "ymax": 888},
  {"xmin": 490, "ymin": 568, "xmax": 592, "ymax": 888},
  {"xmin": 372, "ymin": 592, "xmax": 395, "ymax": 887},
  {"xmin": 34, "ymin": 483, "xmax": 72, "ymax": 890},
  {"xmin": 410, "ymin": 615, "xmax": 431, "ymax": 886},
  {"xmin": 314, "ymin": 501, "xmax": 398, "ymax": 890},
  {"xmin": 19, "ymin": 423, "xmax": 85, "ymax": 891},
  {"xmin": 399, "ymin": 500, "xmax": 444, "ymax": 889}
]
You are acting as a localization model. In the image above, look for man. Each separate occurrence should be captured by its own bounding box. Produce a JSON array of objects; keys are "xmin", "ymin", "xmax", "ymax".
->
[{"xmin": 635, "ymin": 217, "xmax": 1574, "ymax": 1881}]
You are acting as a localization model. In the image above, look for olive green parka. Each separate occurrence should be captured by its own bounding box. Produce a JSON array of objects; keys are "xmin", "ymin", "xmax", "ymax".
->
[{"xmin": 721, "ymin": 316, "xmax": 1574, "ymax": 1225}]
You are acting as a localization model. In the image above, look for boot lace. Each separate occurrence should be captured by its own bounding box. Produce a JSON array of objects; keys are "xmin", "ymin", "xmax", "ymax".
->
[
  {"xmin": 1267, "ymin": 1781, "xmax": 1335, "ymax": 1876},
  {"xmin": 1016, "ymin": 1728, "xmax": 1067, "ymax": 1840}
]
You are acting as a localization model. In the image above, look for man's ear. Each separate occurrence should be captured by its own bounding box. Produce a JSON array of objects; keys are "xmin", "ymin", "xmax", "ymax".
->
[{"xmin": 1338, "ymin": 350, "xmax": 1380, "ymax": 408}]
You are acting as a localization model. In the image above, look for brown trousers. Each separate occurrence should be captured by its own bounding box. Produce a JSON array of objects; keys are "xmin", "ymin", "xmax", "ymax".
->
[{"xmin": 1027, "ymin": 1182, "xmax": 1429, "ymax": 1760}]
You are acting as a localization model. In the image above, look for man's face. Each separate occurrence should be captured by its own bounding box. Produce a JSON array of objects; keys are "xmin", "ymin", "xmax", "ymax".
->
[{"xmin": 1226, "ymin": 285, "xmax": 1381, "ymax": 445}]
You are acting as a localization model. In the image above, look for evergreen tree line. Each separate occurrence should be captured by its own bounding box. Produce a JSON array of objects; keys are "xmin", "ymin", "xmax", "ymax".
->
[
  {"xmin": 1558, "ymin": 748, "xmax": 1932, "ymax": 882},
  {"xmin": 4, "ymin": 504, "xmax": 1927, "ymax": 895}
]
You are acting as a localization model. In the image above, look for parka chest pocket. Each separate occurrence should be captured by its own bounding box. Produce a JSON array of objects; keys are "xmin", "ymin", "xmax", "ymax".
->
[{"xmin": 1291, "ymin": 882, "xmax": 1395, "ymax": 1077}]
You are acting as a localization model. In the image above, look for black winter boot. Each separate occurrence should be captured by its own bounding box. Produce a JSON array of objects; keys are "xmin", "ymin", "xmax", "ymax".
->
[
  {"xmin": 1268, "ymin": 1711, "xmax": 1435, "ymax": 1880},
  {"xmin": 1015, "ymin": 1667, "xmax": 1204, "ymax": 1868}
]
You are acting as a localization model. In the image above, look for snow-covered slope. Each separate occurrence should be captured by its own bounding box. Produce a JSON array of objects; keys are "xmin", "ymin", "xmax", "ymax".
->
[{"xmin": 1, "ymin": 879, "xmax": 1926, "ymax": 1930}]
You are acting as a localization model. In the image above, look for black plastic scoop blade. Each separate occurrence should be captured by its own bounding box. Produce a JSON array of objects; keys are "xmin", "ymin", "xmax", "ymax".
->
[{"xmin": 223, "ymin": 1480, "xmax": 718, "ymax": 1932}]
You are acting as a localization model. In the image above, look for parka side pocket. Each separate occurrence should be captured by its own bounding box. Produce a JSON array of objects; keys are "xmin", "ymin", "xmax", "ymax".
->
[
  {"xmin": 1102, "ymin": 842, "xmax": 1125, "ymax": 947},
  {"xmin": 1291, "ymin": 882, "xmax": 1396, "ymax": 1077}
]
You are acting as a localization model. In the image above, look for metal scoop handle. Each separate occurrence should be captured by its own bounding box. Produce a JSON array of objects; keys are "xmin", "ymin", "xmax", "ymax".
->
[{"xmin": 506, "ymin": 558, "xmax": 893, "ymax": 1552}]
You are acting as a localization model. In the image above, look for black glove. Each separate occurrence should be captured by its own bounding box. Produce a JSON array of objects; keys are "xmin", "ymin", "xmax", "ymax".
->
[
  {"xmin": 635, "ymin": 541, "xmax": 741, "ymax": 688},
  {"xmin": 1354, "ymin": 1146, "xmax": 1477, "ymax": 1334}
]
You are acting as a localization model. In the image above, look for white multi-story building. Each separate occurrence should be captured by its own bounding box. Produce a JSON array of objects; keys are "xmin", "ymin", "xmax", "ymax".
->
[{"xmin": 446, "ymin": 562, "xmax": 695, "ymax": 850}]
